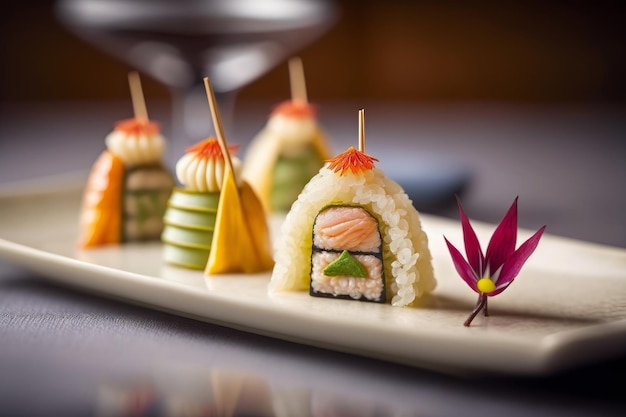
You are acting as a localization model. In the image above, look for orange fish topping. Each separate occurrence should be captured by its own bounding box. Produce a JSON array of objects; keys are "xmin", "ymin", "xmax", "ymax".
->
[
  {"xmin": 114, "ymin": 118, "xmax": 160, "ymax": 136},
  {"xmin": 186, "ymin": 138, "xmax": 239, "ymax": 159},
  {"xmin": 326, "ymin": 146, "xmax": 379, "ymax": 176},
  {"xmin": 271, "ymin": 100, "xmax": 316, "ymax": 118}
]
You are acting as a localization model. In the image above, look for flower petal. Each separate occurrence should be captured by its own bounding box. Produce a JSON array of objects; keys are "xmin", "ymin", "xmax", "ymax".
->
[
  {"xmin": 456, "ymin": 196, "xmax": 485, "ymax": 275},
  {"xmin": 485, "ymin": 197, "xmax": 518, "ymax": 274},
  {"xmin": 493, "ymin": 225, "xmax": 546, "ymax": 289},
  {"xmin": 444, "ymin": 236, "xmax": 479, "ymax": 292}
]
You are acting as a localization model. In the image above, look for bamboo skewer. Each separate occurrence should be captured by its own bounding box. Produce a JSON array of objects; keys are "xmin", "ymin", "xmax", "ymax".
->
[
  {"xmin": 203, "ymin": 77, "xmax": 235, "ymax": 178},
  {"xmin": 288, "ymin": 57, "xmax": 308, "ymax": 103},
  {"xmin": 358, "ymin": 108, "xmax": 365, "ymax": 152},
  {"xmin": 128, "ymin": 71, "xmax": 149, "ymax": 121}
]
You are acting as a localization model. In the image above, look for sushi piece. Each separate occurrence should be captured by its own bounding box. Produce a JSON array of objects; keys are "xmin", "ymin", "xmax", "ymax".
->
[
  {"xmin": 270, "ymin": 110, "xmax": 435, "ymax": 306},
  {"xmin": 161, "ymin": 138, "xmax": 242, "ymax": 269},
  {"xmin": 243, "ymin": 57, "xmax": 331, "ymax": 213},
  {"xmin": 78, "ymin": 72, "xmax": 174, "ymax": 248},
  {"xmin": 162, "ymin": 77, "xmax": 274, "ymax": 274}
]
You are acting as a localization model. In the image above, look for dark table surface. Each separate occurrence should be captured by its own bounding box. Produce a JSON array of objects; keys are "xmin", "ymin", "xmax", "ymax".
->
[{"xmin": 1, "ymin": 99, "xmax": 625, "ymax": 416}]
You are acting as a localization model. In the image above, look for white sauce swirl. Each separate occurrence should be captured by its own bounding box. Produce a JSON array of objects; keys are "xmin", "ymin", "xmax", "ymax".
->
[
  {"xmin": 175, "ymin": 152, "xmax": 243, "ymax": 192},
  {"xmin": 105, "ymin": 130, "xmax": 165, "ymax": 166}
]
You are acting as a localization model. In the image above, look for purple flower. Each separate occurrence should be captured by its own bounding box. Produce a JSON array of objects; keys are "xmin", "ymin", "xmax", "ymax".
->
[{"xmin": 444, "ymin": 197, "xmax": 546, "ymax": 327}]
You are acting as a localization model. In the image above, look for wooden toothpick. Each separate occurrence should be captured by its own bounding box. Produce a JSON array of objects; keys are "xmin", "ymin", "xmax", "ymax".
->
[
  {"xmin": 128, "ymin": 71, "xmax": 148, "ymax": 121},
  {"xmin": 203, "ymin": 77, "xmax": 235, "ymax": 176},
  {"xmin": 288, "ymin": 57, "xmax": 308, "ymax": 103},
  {"xmin": 358, "ymin": 109, "xmax": 365, "ymax": 152}
]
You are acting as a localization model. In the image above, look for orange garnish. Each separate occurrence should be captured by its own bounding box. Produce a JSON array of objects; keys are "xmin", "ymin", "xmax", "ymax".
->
[
  {"xmin": 326, "ymin": 146, "xmax": 379, "ymax": 176},
  {"xmin": 78, "ymin": 150, "xmax": 123, "ymax": 247},
  {"xmin": 270, "ymin": 100, "xmax": 316, "ymax": 118},
  {"xmin": 186, "ymin": 137, "xmax": 239, "ymax": 159},
  {"xmin": 114, "ymin": 118, "xmax": 160, "ymax": 136}
]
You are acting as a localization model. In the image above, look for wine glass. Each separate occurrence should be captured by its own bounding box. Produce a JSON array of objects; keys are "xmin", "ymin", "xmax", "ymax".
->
[{"xmin": 55, "ymin": 0, "xmax": 338, "ymax": 167}]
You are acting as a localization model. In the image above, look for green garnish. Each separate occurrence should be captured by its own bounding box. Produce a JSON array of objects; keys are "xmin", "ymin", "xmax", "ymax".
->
[{"xmin": 323, "ymin": 250, "xmax": 368, "ymax": 278}]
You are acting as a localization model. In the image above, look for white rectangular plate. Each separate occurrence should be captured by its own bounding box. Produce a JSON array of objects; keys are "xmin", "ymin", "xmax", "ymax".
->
[{"xmin": 1, "ymin": 176, "xmax": 625, "ymax": 376}]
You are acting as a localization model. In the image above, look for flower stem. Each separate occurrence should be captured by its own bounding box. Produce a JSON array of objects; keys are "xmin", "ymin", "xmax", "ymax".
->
[
  {"xmin": 464, "ymin": 293, "xmax": 487, "ymax": 327},
  {"xmin": 484, "ymin": 296, "xmax": 489, "ymax": 316}
]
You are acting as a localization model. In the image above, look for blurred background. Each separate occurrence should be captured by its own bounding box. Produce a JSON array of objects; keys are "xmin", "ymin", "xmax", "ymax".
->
[
  {"xmin": 2, "ymin": 0, "xmax": 626, "ymax": 103},
  {"xmin": 1, "ymin": 0, "xmax": 625, "ymax": 247}
]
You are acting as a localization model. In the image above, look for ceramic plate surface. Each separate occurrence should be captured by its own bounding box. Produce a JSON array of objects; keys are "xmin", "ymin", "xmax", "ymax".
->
[{"xmin": 1, "ymin": 176, "xmax": 625, "ymax": 376}]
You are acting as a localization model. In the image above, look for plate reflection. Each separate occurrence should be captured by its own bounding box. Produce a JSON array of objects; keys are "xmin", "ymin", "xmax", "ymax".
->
[{"xmin": 94, "ymin": 367, "xmax": 411, "ymax": 417}]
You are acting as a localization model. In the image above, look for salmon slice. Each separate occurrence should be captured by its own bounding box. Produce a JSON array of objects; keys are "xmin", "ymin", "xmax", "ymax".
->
[
  {"xmin": 78, "ymin": 150, "xmax": 124, "ymax": 247},
  {"xmin": 313, "ymin": 206, "xmax": 381, "ymax": 253}
]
